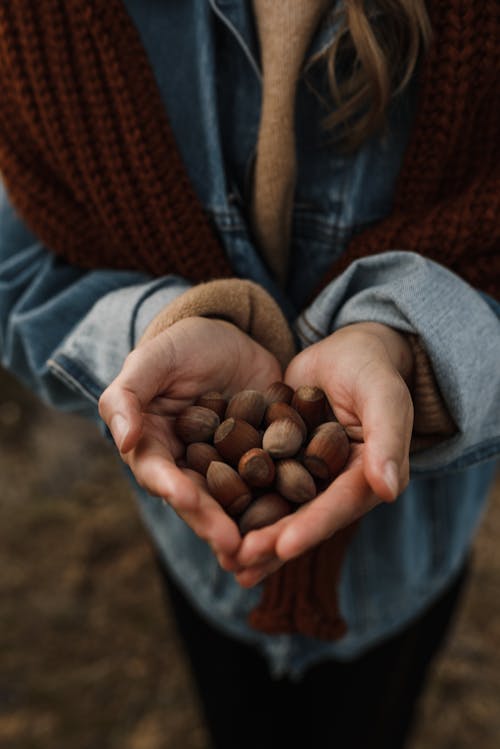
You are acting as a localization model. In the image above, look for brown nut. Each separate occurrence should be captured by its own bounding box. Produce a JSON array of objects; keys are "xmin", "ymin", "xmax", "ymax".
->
[
  {"xmin": 238, "ymin": 493, "xmax": 292, "ymax": 535},
  {"xmin": 238, "ymin": 448, "xmax": 276, "ymax": 488},
  {"xmin": 174, "ymin": 405, "xmax": 220, "ymax": 444},
  {"xmin": 185, "ymin": 443, "xmax": 221, "ymax": 476},
  {"xmin": 303, "ymin": 422, "xmax": 350, "ymax": 481},
  {"xmin": 262, "ymin": 418, "xmax": 304, "ymax": 459},
  {"xmin": 275, "ymin": 459, "xmax": 317, "ymax": 504},
  {"xmin": 263, "ymin": 381, "xmax": 294, "ymax": 406},
  {"xmin": 206, "ymin": 461, "xmax": 252, "ymax": 516},
  {"xmin": 263, "ymin": 402, "xmax": 307, "ymax": 438},
  {"xmin": 195, "ymin": 391, "xmax": 227, "ymax": 420},
  {"xmin": 291, "ymin": 386, "xmax": 327, "ymax": 432},
  {"xmin": 225, "ymin": 390, "xmax": 267, "ymax": 428},
  {"xmin": 214, "ymin": 418, "xmax": 261, "ymax": 466},
  {"xmin": 323, "ymin": 400, "xmax": 338, "ymax": 423}
]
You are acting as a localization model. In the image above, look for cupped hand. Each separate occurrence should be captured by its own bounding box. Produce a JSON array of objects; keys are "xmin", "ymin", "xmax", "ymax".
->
[
  {"xmin": 235, "ymin": 321, "xmax": 414, "ymax": 587},
  {"xmin": 98, "ymin": 316, "xmax": 282, "ymax": 561}
]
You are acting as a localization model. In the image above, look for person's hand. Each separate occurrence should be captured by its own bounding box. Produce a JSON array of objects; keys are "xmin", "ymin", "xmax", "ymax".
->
[
  {"xmin": 234, "ymin": 322, "xmax": 414, "ymax": 587},
  {"xmin": 98, "ymin": 316, "xmax": 282, "ymax": 564}
]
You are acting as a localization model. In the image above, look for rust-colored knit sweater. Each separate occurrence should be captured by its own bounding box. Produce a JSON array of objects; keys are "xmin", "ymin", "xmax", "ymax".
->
[
  {"xmin": 0, "ymin": 0, "xmax": 498, "ymax": 295},
  {"xmin": 0, "ymin": 0, "xmax": 498, "ymax": 641}
]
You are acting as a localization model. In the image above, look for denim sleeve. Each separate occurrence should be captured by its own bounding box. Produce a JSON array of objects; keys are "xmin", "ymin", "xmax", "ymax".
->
[
  {"xmin": 0, "ymin": 181, "xmax": 191, "ymax": 419},
  {"xmin": 295, "ymin": 251, "xmax": 500, "ymax": 474}
]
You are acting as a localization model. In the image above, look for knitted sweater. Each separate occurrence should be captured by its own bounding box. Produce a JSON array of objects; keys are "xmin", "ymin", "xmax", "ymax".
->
[{"xmin": 0, "ymin": 0, "xmax": 498, "ymax": 296}]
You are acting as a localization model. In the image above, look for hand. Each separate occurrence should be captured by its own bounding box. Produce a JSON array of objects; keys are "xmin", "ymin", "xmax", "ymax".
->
[
  {"xmin": 98, "ymin": 316, "xmax": 282, "ymax": 562},
  {"xmin": 234, "ymin": 322, "xmax": 414, "ymax": 587}
]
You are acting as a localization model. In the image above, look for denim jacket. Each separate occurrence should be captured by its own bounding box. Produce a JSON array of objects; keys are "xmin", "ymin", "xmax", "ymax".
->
[{"xmin": 1, "ymin": 0, "xmax": 499, "ymax": 677}]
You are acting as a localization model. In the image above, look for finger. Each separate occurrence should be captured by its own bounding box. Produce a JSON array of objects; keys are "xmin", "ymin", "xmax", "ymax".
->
[
  {"xmin": 173, "ymin": 488, "xmax": 242, "ymax": 557},
  {"xmin": 234, "ymin": 558, "xmax": 284, "ymax": 588},
  {"xmin": 283, "ymin": 344, "xmax": 319, "ymax": 392},
  {"xmin": 129, "ymin": 448, "xmax": 241, "ymax": 554},
  {"xmin": 171, "ymin": 468, "xmax": 242, "ymax": 555},
  {"xmin": 275, "ymin": 454, "xmax": 379, "ymax": 561},
  {"xmin": 125, "ymin": 435, "xmax": 198, "ymax": 509},
  {"xmin": 354, "ymin": 366, "xmax": 413, "ymax": 501},
  {"xmin": 99, "ymin": 337, "xmax": 175, "ymax": 452},
  {"xmin": 124, "ymin": 421, "xmax": 242, "ymax": 556},
  {"xmin": 236, "ymin": 516, "xmax": 290, "ymax": 567},
  {"xmin": 216, "ymin": 551, "xmax": 245, "ymax": 574},
  {"xmin": 99, "ymin": 386, "xmax": 145, "ymax": 453}
]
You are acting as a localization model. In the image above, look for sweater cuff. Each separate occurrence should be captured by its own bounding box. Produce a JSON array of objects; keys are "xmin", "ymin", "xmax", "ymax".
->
[
  {"xmin": 138, "ymin": 278, "xmax": 296, "ymax": 370},
  {"xmin": 407, "ymin": 334, "xmax": 457, "ymax": 451}
]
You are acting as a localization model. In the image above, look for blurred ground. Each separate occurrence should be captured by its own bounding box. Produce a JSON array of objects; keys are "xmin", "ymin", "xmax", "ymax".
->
[{"xmin": 1, "ymin": 366, "xmax": 499, "ymax": 749}]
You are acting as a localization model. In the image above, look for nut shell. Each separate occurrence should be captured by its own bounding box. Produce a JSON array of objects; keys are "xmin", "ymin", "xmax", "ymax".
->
[
  {"xmin": 263, "ymin": 402, "xmax": 307, "ymax": 437},
  {"xmin": 303, "ymin": 422, "xmax": 350, "ymax": 481},
  {"xmin": 185, "ymin": 443, "xmax": 221, "ymax": 476},
  {"xmin": 214, "ymin": 418, "xmax": 261, "ymax": 466},
  {"xmin": 262, "ymin": 418, "xmax": 304, "ymax": 458},
  {"xmin": 225, "ymin": 390, "xmax": 266, "ymax": 428},
  {"xmin": 291, "ymin": 386, "xmax": 327, "ymax": 432},
  {"xmin": 174, "ymin": 406, "xmax": 220, "ymax": 444},
  {"xmin": 195, "ymin": 391, "xmax": 227, "ymax": 420},
  {"xmin": 238, "ymin": 493, "xmax": 292, "ymax": 535},
  {"xmin": 238, "ymin": 448, "xmax": 275, "ymax": 488},
  {"xmin": 206, "ymin": 461, "xmax": 252, "ymax": 516},
  {"xmin": 275, "ymin": 459, "xmax": 317, "ymax": 504},
  {"xmin": 263, "ymin": 381, "xmax": 294, "ymax": 406}
]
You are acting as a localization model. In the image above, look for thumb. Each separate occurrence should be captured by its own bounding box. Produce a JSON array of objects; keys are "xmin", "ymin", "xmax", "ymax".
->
[
  {"xmin": 99, "ymin": 335, "xmax": 176, "ymax": 453},
  {"xmin": 358, "ymin": 362, "xmax": 414, "ymax": 501}
]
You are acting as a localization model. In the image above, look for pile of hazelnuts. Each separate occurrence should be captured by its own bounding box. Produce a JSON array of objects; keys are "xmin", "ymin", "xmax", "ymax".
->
[{"xmin": 174, "ymin": 383, "xmax": 352, "ymax": 535}]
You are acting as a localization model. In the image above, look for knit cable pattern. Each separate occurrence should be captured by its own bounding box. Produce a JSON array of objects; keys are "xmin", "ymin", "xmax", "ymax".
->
[
  {"xmin": 0, "ymin": 0, "xmax": 233, "ymax": 281},
  {"xmin": 0, "ymin": 0, "xmax": 498, "ymax": 293}
]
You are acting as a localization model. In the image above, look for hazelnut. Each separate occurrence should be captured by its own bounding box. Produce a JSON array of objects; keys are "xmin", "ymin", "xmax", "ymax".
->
[
  {"xmin": 303, "ymin": 422, "xmax": 350, "ymax": 481},
  {"xmin": 262, "ymin": 418, "xmax": 304, "ymax": 458},
  {"xmin": 238, "ymin": 493, "xmax": 292, "ymax": 535},
  {"xmin": 174, "ymin": 405, "xmax": 220, "ymax": 444},
  {"xmin": 225, "ymin": 389, "xmax": 267, "ymax": 428},
  {"xmin": 263, "ymin": 402, "xmax": 307, "ymax": 438},
  {"xmin": 275, "ymin": 459, "xmax": 317, "ymax": 504},
  {"xmin": 195, "ymin": 391, "xmax": 227, "ymax": 420},
  {"xmin": 185, "ymin": 443, "xmax": 221, "ymax": 476},
  {"xmin": 238, "ymin": 448, "xmax": 276, "ymax": 487},
  {"xmin": 206, "ymin": 461, "xmax": 252, "ymax": 516},
  {"xmin": 263, "ymin": 381, "xmax": 294, "ymax": 406},
  {"xmin": 291, "ymin": 385, "xmax": 327, "ymax": 432},
  {"xmin": 214, "ymin": 418, "xmax": 261, "ymax": 466}
]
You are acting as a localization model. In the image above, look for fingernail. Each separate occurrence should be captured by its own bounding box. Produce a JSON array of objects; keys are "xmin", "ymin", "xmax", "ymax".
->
[
  {"xmin": 111, "ymin": 414, "xmax": 128, "ymax": 450},
  {"xmin": 383, "ymin": 460, "xmax": 399, "ymax": 499}
]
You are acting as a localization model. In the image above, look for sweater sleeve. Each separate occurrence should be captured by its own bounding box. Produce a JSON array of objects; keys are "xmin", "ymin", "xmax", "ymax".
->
[{"xmin": 137, "ymin": 279, "xmax": 296, "ymax": 370}]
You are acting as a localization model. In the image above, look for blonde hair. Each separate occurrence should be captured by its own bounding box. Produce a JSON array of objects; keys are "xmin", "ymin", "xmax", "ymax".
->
[{"xmin": 312, "ymin": 0, "xmax": 432, "ymax": 149}]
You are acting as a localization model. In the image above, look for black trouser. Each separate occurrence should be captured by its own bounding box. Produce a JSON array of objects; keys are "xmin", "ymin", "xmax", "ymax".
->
[{"xmin": 158, "ymin": 562, "xmax": 468, "ymax": 749}]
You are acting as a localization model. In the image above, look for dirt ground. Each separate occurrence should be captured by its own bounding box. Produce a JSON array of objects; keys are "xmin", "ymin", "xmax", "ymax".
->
[{"xmin": 1, "ymin": 366, "xmax": 499, "ymax": 749}]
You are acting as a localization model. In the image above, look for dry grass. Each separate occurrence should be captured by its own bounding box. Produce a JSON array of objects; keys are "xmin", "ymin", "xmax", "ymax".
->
[{"xmin": 0, "ymin": 366, "xmax": 499, "ymax": 749}]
